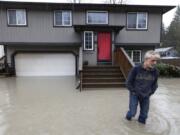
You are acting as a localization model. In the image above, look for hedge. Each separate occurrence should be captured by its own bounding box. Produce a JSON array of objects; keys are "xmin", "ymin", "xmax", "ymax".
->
[{"xmin": 156, "ymin": 63, "xmax": 180, "ymax": 77}]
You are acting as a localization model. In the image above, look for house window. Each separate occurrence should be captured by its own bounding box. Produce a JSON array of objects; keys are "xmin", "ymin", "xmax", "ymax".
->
[
  {"xmin": 84, "ymin": 31, "xmax": 93, "ymax": 50},
  {"xmin": 54, "ymin": 10, "xmax": 72, "ymax": 26},
  {"xmin": 126, "ymin": 50, "xmax": 141, "ymax": 63},
  {"xmin": 7, "ymin": 9, "xmax": 27, "ymax": 26},
  {"xmin": 133, "ymin": 50, "xmax": 141, "ymax": 63},
  {"xmin": 127, "ymin": 12, "xmax": 148, "ymax": 29},
  {"xmin": 87, "ymin": 11, "xmax": 108, "ymax": 24}
]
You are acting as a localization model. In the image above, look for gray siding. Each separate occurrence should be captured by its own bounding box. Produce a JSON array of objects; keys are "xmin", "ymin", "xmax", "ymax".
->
[
  {"xmin": 73, "ymin": 11, "xmax": 85, "ymax": 25},
  {"xmin": 0, "ymin": 9, "xmax": 81, "ymax": 43},
  {"xmin": 109, "ymin": 11, "xmax": 125, "ymax": 26},
  {"xmin": 116, "ymin": 13, "xmax": 162, "ymax": 43},
  {"xmin": 83, "ymin": 44, "xmax": 97, "ymax": 66},
  {"xmin": 0, "ymin": 6, "xmax": 162, "ymax": 44}
]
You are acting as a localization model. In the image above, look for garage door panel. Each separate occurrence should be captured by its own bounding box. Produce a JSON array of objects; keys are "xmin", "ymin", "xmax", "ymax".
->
[{"xmin": 15, "ymin": 53, "xmax": 75, "ymax": 76}]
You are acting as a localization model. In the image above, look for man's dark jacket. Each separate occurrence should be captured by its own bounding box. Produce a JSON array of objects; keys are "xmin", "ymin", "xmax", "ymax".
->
[{"xmin": 126, "ymin": 64, "xmax": 159, "ymax": 97}]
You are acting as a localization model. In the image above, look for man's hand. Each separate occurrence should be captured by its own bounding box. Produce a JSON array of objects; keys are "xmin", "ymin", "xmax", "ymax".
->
[{"xmin": 131, "ymin": 91, "xmax": 136, "ymax": 95}]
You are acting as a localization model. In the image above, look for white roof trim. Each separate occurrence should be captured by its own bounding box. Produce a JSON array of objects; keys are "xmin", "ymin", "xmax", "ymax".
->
[{"xmin": 155, "ymin": 47, "xmax": 174, "ymax": 52}]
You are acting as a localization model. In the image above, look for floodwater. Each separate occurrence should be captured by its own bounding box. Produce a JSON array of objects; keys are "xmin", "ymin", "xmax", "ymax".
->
[{"xmin": 0, "ymin": 77, "xmax": 180, "ymax": 135}]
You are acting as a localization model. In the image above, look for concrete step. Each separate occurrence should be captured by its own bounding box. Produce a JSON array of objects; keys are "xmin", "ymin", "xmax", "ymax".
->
[
  {"xmin": 83, "ymin": 72, "xmax": 123, "ymax": 75},
  {"xmin": 84, "ymin": 66, "xmax": 119, "ymax": 70},
  {"xmin": 81, "ymin": 65, "xmax": 125, "ymax": 89},
  {"xmin": 83, "ymin": 77, "xmax": 125, "ymax": 83},
  {"xmin": 82, "ymin": 82, "xmax": 126, "ymax": 88},
  {"xmin": 83, "ymin": 74, "xmax": 123, "ymax": 78},
  {"xmin": 83, "ymin": 69, "xmax": 121, "ymax": 72}
]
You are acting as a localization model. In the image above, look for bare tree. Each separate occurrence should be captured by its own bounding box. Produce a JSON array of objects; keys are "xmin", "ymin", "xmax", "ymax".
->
[
  {"xmin": 68, "ymin": 0, "xmax": 81, "ymax": 3},
  {"xmin": 104, "ymin": 0, "xmax": 126, "ymax": 4},
  {"xmin": 66, "ymin": 0, "xmax": 73, "ymax": 3},
  {"xmin": 73, "ymin": 0, "xmax": 82, "ymax": 3}
]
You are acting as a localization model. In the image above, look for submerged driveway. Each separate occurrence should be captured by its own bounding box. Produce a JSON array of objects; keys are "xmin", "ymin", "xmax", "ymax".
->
[{"xmin": 0, "ymin": 77, "xmax": 180, "ymax": 135}]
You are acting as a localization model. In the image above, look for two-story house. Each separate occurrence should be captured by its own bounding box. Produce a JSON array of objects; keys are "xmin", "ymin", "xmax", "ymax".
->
[{"xmin": 0, "ymin": 1, "xmax": 175, "ymax": 88}]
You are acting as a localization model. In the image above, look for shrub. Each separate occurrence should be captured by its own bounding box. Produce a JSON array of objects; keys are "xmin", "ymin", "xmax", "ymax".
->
[{"xmin": 156, "ymin": 63, "xmax": 180, "ymax": 77}]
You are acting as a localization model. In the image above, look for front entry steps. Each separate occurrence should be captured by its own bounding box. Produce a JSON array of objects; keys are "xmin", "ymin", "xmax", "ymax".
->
[{"xmin": 81, "ymin": 65, "xmax": 126, "ymax": 89}]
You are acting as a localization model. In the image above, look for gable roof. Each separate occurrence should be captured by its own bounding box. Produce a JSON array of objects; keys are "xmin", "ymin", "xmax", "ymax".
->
[{"xmin": 0, "ymin": 1, "xmax": 175, "ymax": 14}]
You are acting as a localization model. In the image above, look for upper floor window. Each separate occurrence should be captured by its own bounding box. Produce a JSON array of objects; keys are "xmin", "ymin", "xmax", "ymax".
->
[
  {"xmin": 127, "ymin": 12, "xmax": 148, "ymax": 30},
  {"xmin": 54, "ymin": 10, "xmax": 72, "ymax": 26},
  {"xmin": 7, "ymin": 9, "xmax": 27, "ymax": 26},
  {"xmin": 84, "ymin": 31, "xmax": 94, "ymax": 50},
  {"xmin": 126, "ymin": 50, "xmax": 141, "ymax": 63},
  {"xmin": 87, "ymin": 11, "xmax": 108, "ymax": 24}
]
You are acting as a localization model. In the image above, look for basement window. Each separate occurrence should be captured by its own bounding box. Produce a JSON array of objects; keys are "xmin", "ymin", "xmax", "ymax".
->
[{"xmin": 126, "ymin": 50, "xmax": 141, "ymax": 63}]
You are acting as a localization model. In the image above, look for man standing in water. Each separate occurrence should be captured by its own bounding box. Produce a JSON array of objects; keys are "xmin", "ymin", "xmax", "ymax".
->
[{"xmin": 125, "ymin": 50, "xmax": 160, "ymax": 124}]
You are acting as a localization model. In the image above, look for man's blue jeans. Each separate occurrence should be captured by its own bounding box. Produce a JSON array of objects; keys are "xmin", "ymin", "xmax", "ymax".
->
[{"xmin": 126, "ymin": 93, "xmax": 150, "ymax": 124}]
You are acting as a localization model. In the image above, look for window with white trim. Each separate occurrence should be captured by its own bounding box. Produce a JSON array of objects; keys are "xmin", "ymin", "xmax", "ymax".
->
[
  {"xmin": 87, "ymin": 11, "xmax": 108, "ymax": 24},
  {"xmin": 84, "ymin": 31, "xmax": 93, "ymax": 50},
  {"xmin": 7, "ymin": 9, "xmax": 27, "ymax": 25},
  {"xmin": 127, "ymin": 12, "xmax": 148, "ymax": 29},
  {"xmin": 126, "ymin": 50, "xmax": 141, "ymax": 63},
  {"xmin": 54, "ymin": 10, "xmax": 72, "ymax": 26}
]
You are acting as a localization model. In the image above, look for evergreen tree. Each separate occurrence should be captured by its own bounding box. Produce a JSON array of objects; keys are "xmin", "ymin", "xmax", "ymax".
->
[
  {"xmin": 163, "ymin": 6, "xmax": 180, "ymax": 53},
  {"xmin": 161, "ymin": 23, "xmax": 166, "ymax": 44}
]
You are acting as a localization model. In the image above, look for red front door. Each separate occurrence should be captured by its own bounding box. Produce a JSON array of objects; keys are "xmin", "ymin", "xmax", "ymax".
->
[{"xmin": 98, "ymin": 32, "xmax": 111, "ymax": 61}]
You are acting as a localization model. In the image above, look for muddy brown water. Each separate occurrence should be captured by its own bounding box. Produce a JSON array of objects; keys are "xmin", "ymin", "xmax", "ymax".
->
[{"xmin": 0, "ymin": 77, "xmax": 179, "ymax": 135}]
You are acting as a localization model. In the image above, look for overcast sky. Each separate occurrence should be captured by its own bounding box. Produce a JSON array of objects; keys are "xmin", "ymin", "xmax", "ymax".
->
[{"xmin": 1, "ymin": 0, "xmax": 180, "ymax": 27}]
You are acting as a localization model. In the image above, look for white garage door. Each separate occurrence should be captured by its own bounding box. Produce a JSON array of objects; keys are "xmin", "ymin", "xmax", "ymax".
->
[{"xmin": 15, "ymin": 53, "xmax": 75, "ymax": 76}]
